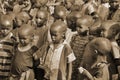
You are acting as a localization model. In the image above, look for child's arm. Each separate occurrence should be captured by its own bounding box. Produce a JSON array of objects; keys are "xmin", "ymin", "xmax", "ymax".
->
[
  {"xmin": 67, "ymin": 51, "xmax": 76, "ymax": 80},
  {"xmin": 78, "ymin": 67, "xmax": 94, "ymax": 80},
  {"xmin": 78, "ymin": 62, "xmax": 110, "ymax": 80},
  {"xmin": 111, "ymin": 42, "xmax": 120, "ymax": 76},
  {"xmin": 67, "ymin": 62, "xmax": 72, "ymax": 80}
]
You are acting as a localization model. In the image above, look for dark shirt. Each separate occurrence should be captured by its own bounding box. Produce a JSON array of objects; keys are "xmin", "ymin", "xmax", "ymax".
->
[{"xmin": 11, "ymin": 46, "xmax": 38, "ymax": 75}]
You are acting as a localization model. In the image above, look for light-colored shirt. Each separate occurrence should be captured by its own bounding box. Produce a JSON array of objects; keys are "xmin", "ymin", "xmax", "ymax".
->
[{"xmin": 45, "ymin": 41, "xmax": 76, "ymax": 80}]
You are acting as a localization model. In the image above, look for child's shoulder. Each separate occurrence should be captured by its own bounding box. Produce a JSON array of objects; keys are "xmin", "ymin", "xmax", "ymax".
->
[
  {"xmin": 16, "ymin": 44, "xmax": 38, "ymax": 54},
  {"xmin": 71, "ymin": 34, "xmax": 79, "ymax": 41},
  {"xmin": 63, "ymin": 41, "xmax": 76, "ymax": 63},
  {"xmin": 71, "ymin": 34, "xmax": 89, "ymax": 42},
  {"xmin": 2, "ymin": 32, "xmax": 15, "ymax": 42},
  {"xmin": 63, "ymin": 41, "xmax": 73, "ymax": 55},
  {"xmin": 112, "ymin": 9, "xmax": 120, "ymax": 22}
]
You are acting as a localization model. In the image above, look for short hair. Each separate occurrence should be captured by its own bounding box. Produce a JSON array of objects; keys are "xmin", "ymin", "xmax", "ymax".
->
[
  {"xmin": 54, "ymin": 5, "xmax": 67, "ymax": 19},
  {"xmin": 107, "ymin": 23, "xmax": 120, "ymax": 39},
  {"xmin": 36, "ymin": 9, "xmax": 48, "ymax": 19},
  {"xmin": 16, "ymin": 11, "xmax": 30, "ymax": 23},
  {"xmin": 18, "ymin": 24, "xmax": 35, "ymax": 36},
  {"xmin": 76, "ymin": 15, "xmax": 94, "ymax": 28},
  {"xmin": 50, "ymin": 20, "xmax": 67, "ymax": 33},
  {"xmin": 0, "ymin": 14, "xmax": 13, "ymax": 28}
]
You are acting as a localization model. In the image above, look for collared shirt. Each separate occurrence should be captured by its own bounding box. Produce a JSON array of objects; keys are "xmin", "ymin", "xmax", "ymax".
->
[{"xmin": 45, "ymin": 41, "xmax": 76, "ymax": 80}]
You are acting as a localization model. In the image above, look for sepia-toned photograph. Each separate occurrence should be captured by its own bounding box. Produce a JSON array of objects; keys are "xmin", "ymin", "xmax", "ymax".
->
[{"xmin": 0, "ymin": 0, "xmax": 120, "ymax": 80}]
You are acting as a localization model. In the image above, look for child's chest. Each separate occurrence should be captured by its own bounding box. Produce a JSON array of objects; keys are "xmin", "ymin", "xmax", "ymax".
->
[
  {"xmin": 72, "ymin": 36, "xmax": 89, "ymax": 49},
  {"xmin": 45, "ymin": 44, "xmax": 65, "ymax": 70}
]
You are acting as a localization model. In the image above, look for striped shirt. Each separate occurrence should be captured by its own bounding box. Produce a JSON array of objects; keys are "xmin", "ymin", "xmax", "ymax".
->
[{"xmin": 0, "ymin": 32, "xmax": 14, "ymax": 78}]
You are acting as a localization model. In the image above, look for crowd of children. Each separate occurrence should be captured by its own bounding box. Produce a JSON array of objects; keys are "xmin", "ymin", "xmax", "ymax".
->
[{"xmin": 0, "ymin": 0, "xmax": 120, "ymax": 80}]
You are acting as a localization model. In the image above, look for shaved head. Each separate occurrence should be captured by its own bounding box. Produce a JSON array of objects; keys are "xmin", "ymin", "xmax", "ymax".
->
[
  {"xmin": 76, "ymin": 15, "xmax": 94, "ymax": 27},
  {"xmin": 50, "ymin": 20, "xmax": 67, "ymax": 34},
  {"xmin": 0, "ymin": 14, "xmax": 13, "ymax": 28},
  {"xmin": 18, "ymin": 24, "xmax": 35, "ymax": 37}
]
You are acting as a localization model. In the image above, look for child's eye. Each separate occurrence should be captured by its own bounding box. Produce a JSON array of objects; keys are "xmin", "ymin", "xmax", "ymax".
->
[{"xmin": 78, "ymin": 26, "xmax": 82, "ymax": 29}]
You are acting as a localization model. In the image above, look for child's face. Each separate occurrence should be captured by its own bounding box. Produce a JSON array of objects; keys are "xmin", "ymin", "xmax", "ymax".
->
[
  {"xmin": 76, "ymin": 23, "xmax": 89, "ymax": 35},
  {"xmin": 15, "ymin": 18, "xmax": 22, "ymax": 27},
  {"xmin": 54, "ymin": 6, "xmax": 67, "ymax": 20},
  {"xmin": 18, "ymin": 34, "xmax": 33, "ymax": 46},
  {"xmin": 35, "ymin": 0, "xmax": 47, "ymax": 7},
  {"xmin": 0, "ymin": 26, "xmax": 12, "ymax": 37},
  {"xmin": 50, "ymin": 28, "xmax": 64, "ymax": 44},
  {"xmin": 116, "ymin": 33, "xmax": 120, "ymax": 46},
  {"xmin": 110, "ymin": 0, "xmax": 119, "ymax": 9},
  {"xmin": 65, "ymin": 0, "xmax": 74, "ymax": 10},
  {"xmin": 36, "ymin": 11, "xmax": 47, "ymax": 27},
  {"xmin": 101, "ymin": 28, "xmax": 108, "ymax": 37}
]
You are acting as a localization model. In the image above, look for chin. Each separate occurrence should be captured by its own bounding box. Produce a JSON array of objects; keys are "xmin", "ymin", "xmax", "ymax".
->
[
  {"xmin": 37, "ymin": 23, "xmax": 44, "ymax": 27},
  {"xmin": 53, "ymin": 41, "xmax": 59, "ymax": 44}
]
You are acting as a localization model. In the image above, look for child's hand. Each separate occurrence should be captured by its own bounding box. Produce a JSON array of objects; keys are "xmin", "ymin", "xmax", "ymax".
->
[
  {"xmin": 78, "ymin": 67, "xmax": 94, "ymax": 80},
  {"xmin": 38, "ymin": 64, "xmax": 50, "ymax": 79},
  {"xmin": 33, "ymin": 53, "xmax": 38, "ymax": 60},
  {"xmin": 78, "ymin": 67, "xmax": 84, "ymax": 74}
]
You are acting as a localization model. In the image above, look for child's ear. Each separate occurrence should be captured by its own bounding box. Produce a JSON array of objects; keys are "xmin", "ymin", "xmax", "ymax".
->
[
  {"xmin": 62, "ymin": 33, "xmax": 66, "ymax": 39},
  {"xmin": 31, "ymin": 34, "xmax": 34, "ymax": 40}
]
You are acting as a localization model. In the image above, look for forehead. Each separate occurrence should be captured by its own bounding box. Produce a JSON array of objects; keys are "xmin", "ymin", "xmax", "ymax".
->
[
  {"xmin": 77, "ymin": 19, "xmax": 90, "ymax": 27},
  {"xmin": 18, "ymin": 33, "xmax": 32, "ymax": 39},
  {"xmin": 37, "ymin": 11, "xmax": 47, "ymax": 18},
  {"xmin": 112, "ymin": 0, "xmax": 119, "ymax": 2},
  {"xmin": 50, "ymin": 26, "xmax": 59, "ymax": 32},
  {"xmin": 0, "ymin": 21, "xmax": 12, "ymax": 29},
  {"xmin": 102, "ymin": 21, "xmax": 117, "ymax": 30},
  {"xmin": 50, "ymin": 26, "xmax": 65, "ymax": 34}
]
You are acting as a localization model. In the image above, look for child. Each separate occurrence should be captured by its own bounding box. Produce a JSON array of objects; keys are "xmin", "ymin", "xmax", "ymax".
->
[
  {"xmin": 15, "ymin": 11, "xmax": 31, "ymax": 28},
  {"xmin": 78, "ymin": 37, "xmax": 111, "ymax": 80},
  {"xmin": 66, "ymin": 11, "xmax": 82, "ymax": 31},
  {"xmin": 34, "ymin": 9, "xmax": 50, "ymax": 80},
  {"xmin": 10, "ymin": 24, "xmax": 38, "ymax": 80},
  {"xmin": 34, "ymin": 9, "xmax": 51, "ymax": 48},
  {"xmin": 70, "ymin": 15, "xmax": 94, "ymax": 80},
  {"xmin": 41, "ymin": 20, "xmax": 76, "ymax": 80},
  {"xmin": 12, "ymin": 11, "xmax": 31, "ymax": 43},
  {"xmin": 65, "ymin": 11, "xmax": 81, "ymax": 44},
  {"xmin": 101, "ymin": 21, "xmax": 120, "ymax": 80},
  {"xmin": 0, "ymin": 14, "xmax": 14, "ymax": 80},
  {"xmin": 97, "ymin": 0, "xmax": 110, "ymax": 21},
  {"xmin": 109, "ymin": 0, "xmax": 119, "ymax": 20},
  {"xmin": 53, "ymin": 5, "xmax": 67, "ymax": 22},
  {"xmin": 110, "ymin": 0, "xmax": 120, "ymax": 22}
]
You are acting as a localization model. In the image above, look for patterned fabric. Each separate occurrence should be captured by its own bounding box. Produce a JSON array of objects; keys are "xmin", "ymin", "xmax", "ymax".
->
[
  {"xmin": 70, "ymin": 34, "xmax": 89, "ymax": 80},
  {"xmin": 0, "ymin": 32, "xmax": 14, "ymax": 78}
]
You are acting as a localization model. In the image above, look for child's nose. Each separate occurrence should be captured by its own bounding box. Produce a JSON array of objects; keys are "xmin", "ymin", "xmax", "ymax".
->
[
  {"xmin": 1, "ymin": 30, "xmax": 5, "ymax": 33},
  {"xmin": 21, "ymin": 39, "xmax": 25, "ymax": 43},
  {"xmin": 37, "ymin": 18, "xmax": 42, "ymax": 22},
  {"xmin": 84, "ymin": 27, "xmax": 89, "ymax": 31},
  {"xmin": 51, "ymin": 36, "xmax": 55, "ymax": 40}
]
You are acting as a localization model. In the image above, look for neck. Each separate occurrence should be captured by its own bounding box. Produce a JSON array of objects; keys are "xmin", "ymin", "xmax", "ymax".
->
[
  {"xmin": 18, "ymin": 43, "xmax": 33, "ymax": 52},
  {"xmin": 0, "ymin": 32, "xmax": 12, "ymax": 41},
  {"xmin": 53, "ymin": 39, "xmax": 64, "ymax": 49}
]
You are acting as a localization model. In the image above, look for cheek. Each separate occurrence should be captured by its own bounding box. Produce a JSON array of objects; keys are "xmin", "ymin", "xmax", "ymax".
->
[
  {"xmin": 26, "ymin": 38, "xmax": 32, "ymax": 43},
  {"xmin": 1, "ymin": 29, "xmax": 10, "ymax": 34},
  {"xmin": 103, "ymin": 31, "xmax": 108, "ymax": 37},
  {"xmin": 17, "ymin": 20, "xmax": 22, "ymax": 25},
  {"xmin": 36, "ymin": 19, "xmax": 42, "ymax": 23},
  {"xmin": 4, "ymin": 30, "xmax": 10, "ymax": 34}
]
